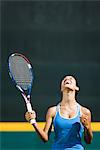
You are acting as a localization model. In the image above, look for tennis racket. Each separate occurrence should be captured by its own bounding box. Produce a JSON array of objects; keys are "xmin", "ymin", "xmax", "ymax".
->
[{"xmin": 8, "ymin": 53, "xmax": 34, "ymax": 113}]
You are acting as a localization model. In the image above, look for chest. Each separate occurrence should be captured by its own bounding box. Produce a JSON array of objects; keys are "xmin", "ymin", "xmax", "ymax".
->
[
  {"xmin": 60, "ymin": 109, "xmax": 78, "ymax": 119},
  {"xmin": 59, "ymin": 104, "xmax": 79, "ymax": 119},
  {"xmin": 53, "ymin": 110, "xmax": 81, "ymax": 131}
]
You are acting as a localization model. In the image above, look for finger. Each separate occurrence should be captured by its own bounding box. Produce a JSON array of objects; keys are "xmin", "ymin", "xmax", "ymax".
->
[
  {"xmin": 83, "ymin": 119, "xmax": 86, "ymax": 123},
  {"xmin": 31, "ymin": 110, "xmax": 35, "ymax": 114},
  {"xmin": 80, "ymin": 115, "xmax": 88, "ymax": 120}
]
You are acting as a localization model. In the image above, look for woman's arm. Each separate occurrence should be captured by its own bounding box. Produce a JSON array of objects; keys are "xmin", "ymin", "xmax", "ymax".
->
[
  {"xmin": 80, "ymin": 107, "xmax": 93, "ymax": 144},
  {"xmin": 25, "ymin": 107, "xmax": 56, "ymax": 142}
]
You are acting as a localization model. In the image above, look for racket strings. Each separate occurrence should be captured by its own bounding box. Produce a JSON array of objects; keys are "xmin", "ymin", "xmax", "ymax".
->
[{"xmin": 9, "ymin": 56, "xmax": 33, "ymax": 90}]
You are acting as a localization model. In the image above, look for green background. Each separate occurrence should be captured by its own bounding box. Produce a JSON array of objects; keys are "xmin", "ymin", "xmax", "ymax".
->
[
  {"xmin": 1, "ymin": 1, "xmax": 100, "ymax": 122},
  {"xmin": 0, "ymin": 132, "xmax": 100, "ymax": 150}
]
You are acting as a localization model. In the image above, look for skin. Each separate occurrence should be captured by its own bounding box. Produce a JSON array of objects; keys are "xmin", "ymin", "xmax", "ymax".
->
[{"xmin": 25, "ymin": 76, "xmax": 93, "ymax": 144}]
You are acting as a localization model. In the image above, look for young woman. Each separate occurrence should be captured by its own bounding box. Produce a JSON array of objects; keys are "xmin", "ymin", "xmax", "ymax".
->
[{"xmin": 25, "ymin": 75, "xmax": 93, "ymax": 150}]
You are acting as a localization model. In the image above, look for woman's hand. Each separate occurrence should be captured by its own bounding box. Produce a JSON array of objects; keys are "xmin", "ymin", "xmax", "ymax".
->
[
  {"xmin": 80, "ymin": 107, "xmax": 93, "ymax": 144},
  {"xmin": 80, "ymin": 114, "xmax": 90, "ymax": 129},
  {"xmin": 25, "ymin": 110, "xmax": 36, "ymax": 122}
]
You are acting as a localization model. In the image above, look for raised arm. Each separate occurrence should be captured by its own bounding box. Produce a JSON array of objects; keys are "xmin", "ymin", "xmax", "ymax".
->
[
  {"xmin": 80, "ymin": 107, "xmax": 93, "ymax": 144},
  {"xmin": 25, "ymin": 106, "xmax": 56, "ymax": 142}
]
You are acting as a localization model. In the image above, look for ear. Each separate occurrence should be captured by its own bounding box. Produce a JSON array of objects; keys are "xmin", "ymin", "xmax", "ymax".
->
[{"xmin": 75, "ymin": 86, "xmax": 79, "ymax": 91}]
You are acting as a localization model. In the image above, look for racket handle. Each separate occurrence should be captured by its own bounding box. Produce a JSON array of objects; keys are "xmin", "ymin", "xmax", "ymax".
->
[{"xmin": 26, "ymin": 103, "xmax": 33, "ymax": 112}]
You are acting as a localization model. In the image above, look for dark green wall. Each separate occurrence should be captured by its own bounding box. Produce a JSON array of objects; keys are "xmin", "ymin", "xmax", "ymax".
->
[
  {"xmin": 1, "ymin": 1, "xmax": 100, "ymax": 121},
  {"xmin": 1, "ymin": 132, "xmax": 100, "ymax": 150}
]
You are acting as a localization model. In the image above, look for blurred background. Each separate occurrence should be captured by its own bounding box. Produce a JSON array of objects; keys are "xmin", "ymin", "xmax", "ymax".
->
[{"xmin": 1, "ymin": 0, "xmax": 100, "ymax": 150}]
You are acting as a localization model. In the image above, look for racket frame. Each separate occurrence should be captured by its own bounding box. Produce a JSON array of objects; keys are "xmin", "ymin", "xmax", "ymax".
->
[{"xmin": 8, "ymin": 53, "xmax": 34, "ymax": 112}]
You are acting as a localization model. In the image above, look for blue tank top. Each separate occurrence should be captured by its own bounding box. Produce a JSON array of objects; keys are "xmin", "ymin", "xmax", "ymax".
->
[{"xmin": 52, "ymin": 103, "xmax": 84, "ymax": 150}]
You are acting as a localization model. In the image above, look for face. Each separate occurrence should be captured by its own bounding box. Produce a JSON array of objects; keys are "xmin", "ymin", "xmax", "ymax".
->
[{"xmin": 61, "ymin": 76, "xmax": 79, "ymax": 92}]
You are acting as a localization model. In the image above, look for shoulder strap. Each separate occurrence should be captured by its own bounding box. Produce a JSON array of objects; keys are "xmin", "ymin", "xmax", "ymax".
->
[
  {"xmin": 53, "ymin": 103, "xmax": 60, "ymax": 122},
  {"xmin": 77, "ymin": 103, "xmax": 82, "ymax": 117},
  {"xmin": 56, "ymin": 103, "xmax": 60, "ymax": 112}
]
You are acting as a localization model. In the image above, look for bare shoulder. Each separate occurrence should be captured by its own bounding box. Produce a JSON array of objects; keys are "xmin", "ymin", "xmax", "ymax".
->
[
  {"xmin": 80, "ymin": 105, "xmax": 91, "ymax": 116},
  {"xmin": 46, "ymin": 106, "xmax": 56, "ymax": 118}
]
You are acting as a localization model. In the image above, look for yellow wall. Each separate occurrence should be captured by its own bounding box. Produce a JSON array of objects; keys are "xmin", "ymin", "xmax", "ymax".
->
[{"xmin": 0, "ymin": 122, "xmax": 100, "ymax": 132}]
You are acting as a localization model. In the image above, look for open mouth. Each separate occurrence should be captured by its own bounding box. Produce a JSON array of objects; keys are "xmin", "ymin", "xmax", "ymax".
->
[
  {"xmin": 64, "ymin": 81, "xmax": 71, "ymax": 85},
  {"xmin": 66, "ymin": 82, "xmax": 69, "ymax": 84}
]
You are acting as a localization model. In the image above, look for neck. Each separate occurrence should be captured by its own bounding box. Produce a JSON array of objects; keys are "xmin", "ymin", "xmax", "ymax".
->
[{"xmin": 61, "ymin": 90, "xmax": 77, "ymax": 106}]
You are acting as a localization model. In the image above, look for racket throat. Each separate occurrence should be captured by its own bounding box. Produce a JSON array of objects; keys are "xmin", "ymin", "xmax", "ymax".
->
[{"xmin": 16, "ymin": 85, "xmax": 23, "ymax": 92}]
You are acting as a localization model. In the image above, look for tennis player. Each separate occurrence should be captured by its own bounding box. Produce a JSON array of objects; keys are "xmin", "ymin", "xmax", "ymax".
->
[{"xmin": 25, "ymin": 75, "xmax": 93, "ymax": 150}]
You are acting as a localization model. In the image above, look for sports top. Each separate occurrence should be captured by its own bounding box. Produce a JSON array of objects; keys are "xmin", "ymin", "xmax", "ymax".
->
[{"xmin": 52, "ymin": 103, "xmax": 84, "ymax": 150}]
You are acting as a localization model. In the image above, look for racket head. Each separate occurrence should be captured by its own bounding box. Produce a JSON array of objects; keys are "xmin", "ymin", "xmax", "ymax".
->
[{"xmin": 8, "ymin": 53, "xmax": 34, "ymax": 94}]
